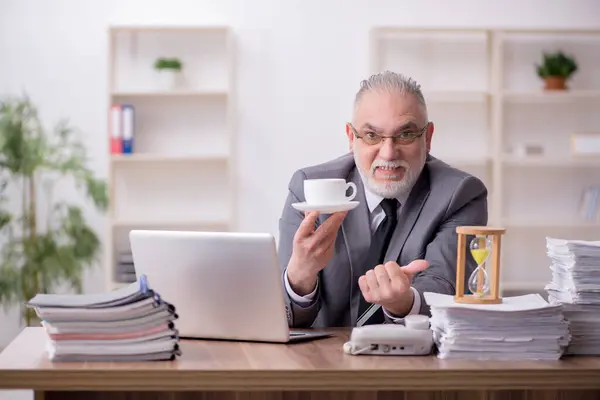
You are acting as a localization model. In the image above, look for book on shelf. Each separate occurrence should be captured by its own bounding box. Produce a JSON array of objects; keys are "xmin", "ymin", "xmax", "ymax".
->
[
  {"xmin": 27, "ymin": 275, "xmax": 180, "ymax": 362},
  {"xmin": 110, "ymin": 103, "xmax": 135, "ymax": 155}
]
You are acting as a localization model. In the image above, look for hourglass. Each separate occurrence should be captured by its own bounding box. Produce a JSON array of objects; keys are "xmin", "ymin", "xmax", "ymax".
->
[
  {"xmin": 454, "ymin": 226, "xmax": 505, "ymax": 304},
  {"xmin": 469, "ymin": 234, "xmax": 492, "ymax": 296}
]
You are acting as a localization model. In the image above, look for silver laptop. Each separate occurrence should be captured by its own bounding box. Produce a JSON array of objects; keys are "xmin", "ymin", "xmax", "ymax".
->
[{"xmin": 128, "ymin": 229, "xmax": 331, "ymax": 343}]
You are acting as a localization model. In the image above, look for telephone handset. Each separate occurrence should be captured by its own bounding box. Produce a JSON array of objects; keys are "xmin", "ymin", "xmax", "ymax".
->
[{"xmin": 343, "ymin": 314, "xmax": 434, "ymax": 356}]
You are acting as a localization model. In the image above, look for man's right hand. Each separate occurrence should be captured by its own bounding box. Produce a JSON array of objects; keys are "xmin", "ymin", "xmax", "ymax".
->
[{"xmin": 286, "ymin": 210, "xmax": 348, "ymax": 296}]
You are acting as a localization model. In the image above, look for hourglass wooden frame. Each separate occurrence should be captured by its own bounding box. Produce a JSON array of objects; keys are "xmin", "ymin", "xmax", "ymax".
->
[{"xmin": 454, "ymin": 226, "xmax": 506, "ymax": 304}]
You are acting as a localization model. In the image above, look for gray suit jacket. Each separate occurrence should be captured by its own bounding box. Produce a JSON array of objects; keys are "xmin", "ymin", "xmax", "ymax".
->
[{"xmin": 278, "ymin": 152, "xmax": 488, "ymax": 328}]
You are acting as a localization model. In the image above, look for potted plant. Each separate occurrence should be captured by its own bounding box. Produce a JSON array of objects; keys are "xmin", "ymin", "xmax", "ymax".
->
[
  {"xmin": 0, "ymin": 94, "xmax": 108, "ymax": 326},
  {"xmin": 153, "ymin": 57, "xmax": 184, "ymax": 90},
  {"xmin": 536, "ymin": 51, "xmax": 578, "ymax": 90}
]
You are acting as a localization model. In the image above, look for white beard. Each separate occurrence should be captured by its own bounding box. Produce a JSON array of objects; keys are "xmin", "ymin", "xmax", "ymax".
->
[{"xmin": 354, "ymin": 148, "xmax": 426, "ymax": 199}]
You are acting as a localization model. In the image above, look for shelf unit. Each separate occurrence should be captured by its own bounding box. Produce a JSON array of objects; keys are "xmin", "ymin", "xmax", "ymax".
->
[
  {"xmin": 106, "ymin": 25, "xmax": 236, "ymax": 290},
  {"xmin": 369, "ymin": 27, "xmax": 600, "ymax": 294}
]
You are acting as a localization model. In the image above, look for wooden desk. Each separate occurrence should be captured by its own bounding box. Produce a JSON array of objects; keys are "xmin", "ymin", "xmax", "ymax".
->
[{"xmin": 1, "ymin": 328, "xmax": 600, "ymax": 400}]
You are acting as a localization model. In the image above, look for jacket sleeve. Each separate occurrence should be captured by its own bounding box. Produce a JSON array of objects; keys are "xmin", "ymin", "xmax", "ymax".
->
[
  {"xmin": 277, "ymin": 169, "xmax": 322, "ymax": 328},
  {"xmin": 411, "ymin": 175, "xmax": 489, "ymax": 316}
]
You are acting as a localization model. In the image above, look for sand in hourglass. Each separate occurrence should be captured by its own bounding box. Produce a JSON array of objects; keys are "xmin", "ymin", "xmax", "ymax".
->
[
  {"xmin": 471, "ymin": 248, "xmax": 489, "ymax": 265},
  {"xmin": 469, "ymin": 244, "xmax": 491, "ymax": 296}
]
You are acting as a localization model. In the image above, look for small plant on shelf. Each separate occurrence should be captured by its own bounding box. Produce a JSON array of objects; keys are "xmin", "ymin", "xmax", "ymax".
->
[
  {"xmin": 153, "ymin": 57, "xmax": 183, "ymax": 71},
  {"xmin": 536, "ymin": 51, "xmax": 578, "ymax": 91},
  {"xmin": 0, "ymin": 94, "xmax": 108, "ymax": 326},
  {"xmin": 153, "ymin": 57, "xmax": 184, "ymax": 90}
]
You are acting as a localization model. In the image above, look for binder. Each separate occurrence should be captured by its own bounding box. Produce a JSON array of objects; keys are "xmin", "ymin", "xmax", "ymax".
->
[
  {"xmin": 109, "ymin": 105, "xmax": 122, "ymax": 154},
  {"xmin": 122, "ymin": 104, "xmax": 135, "ymax": 154}
]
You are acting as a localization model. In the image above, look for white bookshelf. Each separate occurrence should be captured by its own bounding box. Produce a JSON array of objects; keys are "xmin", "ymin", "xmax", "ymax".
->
[
  {"xmin": 369, "ymin": 27, "xmax": 600, "ymax": 294},
  {"xmin": 106, "ymin": 25, "xmax": 236, "ymax": 290}
]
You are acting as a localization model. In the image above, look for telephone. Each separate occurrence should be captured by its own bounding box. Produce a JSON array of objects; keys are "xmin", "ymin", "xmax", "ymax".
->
[{"xmin": 343, "ymin": 314, "xmax": 434, "ymax": 356}]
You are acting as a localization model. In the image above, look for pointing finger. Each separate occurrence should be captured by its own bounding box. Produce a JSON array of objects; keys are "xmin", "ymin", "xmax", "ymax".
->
[{"xmin": 400, "ymin": 259, "xmax": 429, "ymax": 281}]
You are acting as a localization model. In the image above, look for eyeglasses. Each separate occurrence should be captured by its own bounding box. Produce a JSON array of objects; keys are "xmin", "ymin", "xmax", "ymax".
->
[{"xmin": 348, "ymin": 122, "xmax": 429, "ymax": 146}]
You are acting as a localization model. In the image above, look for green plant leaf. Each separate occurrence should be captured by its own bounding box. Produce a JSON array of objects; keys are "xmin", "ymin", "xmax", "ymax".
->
[
  {"xmin": 536, "ymin": 51, "xmax": 578, "ymax": 78},
  {"xmin": 0, "ymin": 261, "xmax": 21, "ymax": 312},
  {"xmin": 0, "ymin": 94, "xmax": 108, "ymax": 325},
  {"xmin": 153, "ymin": 57, "xmax": 183, "ymax": 71}
]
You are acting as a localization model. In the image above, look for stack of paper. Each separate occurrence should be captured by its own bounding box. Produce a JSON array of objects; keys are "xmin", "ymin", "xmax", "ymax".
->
[
  {"xmin": 546, "ymin": 237, "xmax": 600, "ymax": 355},
  {"xmin": 424, "ymin": 292, "xmax": 570, "ymax": 360},
  {"xmin": 27, "ymin": 275, "xmax": 181, "ymax": 362}
]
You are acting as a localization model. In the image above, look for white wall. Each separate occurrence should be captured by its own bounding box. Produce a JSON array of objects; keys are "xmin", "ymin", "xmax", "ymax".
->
[{"xmin": 0, "ymin": 0, "xmax": 599, "ymax": 350}]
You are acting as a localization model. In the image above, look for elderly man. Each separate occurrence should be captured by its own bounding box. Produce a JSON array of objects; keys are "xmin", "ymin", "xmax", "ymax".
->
[{"xmin": 278, "ymin": 71, "xmax": 488, "ymax": 328}]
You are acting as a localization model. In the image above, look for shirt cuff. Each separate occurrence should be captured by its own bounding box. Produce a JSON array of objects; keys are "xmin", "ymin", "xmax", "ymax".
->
[
  {"xmin": 284, "ymin": 268, "xmax": 318, "ymax": 306},
  {"xmin": 382, "ymin": 287, "xmax": 421, "ymax": 323}
]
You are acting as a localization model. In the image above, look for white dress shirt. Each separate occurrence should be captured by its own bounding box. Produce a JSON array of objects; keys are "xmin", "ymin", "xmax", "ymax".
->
[{"xmin": 284, "ymin": 182, "xmax": 422, "ymax": 324}]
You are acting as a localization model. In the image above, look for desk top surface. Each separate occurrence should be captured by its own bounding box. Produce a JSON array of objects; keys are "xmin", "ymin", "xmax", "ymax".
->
[{"xmin": 1, "ymin": 327, "xmax": 600, "ymax": 391}]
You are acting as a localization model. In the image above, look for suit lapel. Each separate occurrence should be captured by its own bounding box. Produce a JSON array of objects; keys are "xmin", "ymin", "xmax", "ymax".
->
[
  {"xmin": 384, "ymin": 165, "xmax": 431, "ymax": 262},
  {"xmin": 341, "ymin": 167, "xmax": 372, "ymax": 277},
  {"xmin": 340, "ymin": 167, "xmax": 372, "ymax": 326}
]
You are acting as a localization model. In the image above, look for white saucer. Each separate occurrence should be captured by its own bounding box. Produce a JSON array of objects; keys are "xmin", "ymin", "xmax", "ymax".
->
[{"xmin": 291, "ymin": 201, "xmax": 360, "ymax": 214}]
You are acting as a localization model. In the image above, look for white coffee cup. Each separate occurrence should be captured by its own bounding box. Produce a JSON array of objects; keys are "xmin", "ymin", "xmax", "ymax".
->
[{"xmin": 304, "ymin": 179, "xmax": 357, "ymax": 205}]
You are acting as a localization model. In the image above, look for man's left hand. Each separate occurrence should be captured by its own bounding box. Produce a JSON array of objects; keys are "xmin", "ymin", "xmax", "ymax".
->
[{"xmin": 358, "ymin": 259, "xmax": 429, "ymax": 317}]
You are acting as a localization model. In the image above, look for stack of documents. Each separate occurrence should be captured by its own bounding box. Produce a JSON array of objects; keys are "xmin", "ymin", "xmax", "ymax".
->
[
  {"xmin": 546, "ymin": 237, "xmax": 600, "ymax": 355},
  {"xmin": 27, "ymin": 275, "xmax": 181, "ymax": 362},
  {"xmin": 424, "ymin": 292, "xmax": 570, "ymax": 360}
]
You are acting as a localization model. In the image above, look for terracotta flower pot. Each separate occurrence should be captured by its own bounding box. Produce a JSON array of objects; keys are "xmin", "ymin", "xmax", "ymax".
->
[{"xmin": 544, "ymin": 76, "xmax": 567, "ymax": 90}]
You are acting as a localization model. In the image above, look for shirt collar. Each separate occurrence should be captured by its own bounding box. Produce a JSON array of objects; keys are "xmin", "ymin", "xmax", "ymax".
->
[{"xmin": 360, "ymin": 176, "xmax": 412, "ymax": 214}]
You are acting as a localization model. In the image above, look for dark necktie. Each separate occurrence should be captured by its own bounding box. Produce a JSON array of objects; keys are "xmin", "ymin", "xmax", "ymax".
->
[{"xmin": 356, "ymin": 198, "xmax": 399, "ymax": 325}]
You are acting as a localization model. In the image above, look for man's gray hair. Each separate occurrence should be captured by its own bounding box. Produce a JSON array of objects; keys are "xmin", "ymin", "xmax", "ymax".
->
[{"xmin": 354, "ymin": 70, "xmax": 427, "ymax": 111}]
